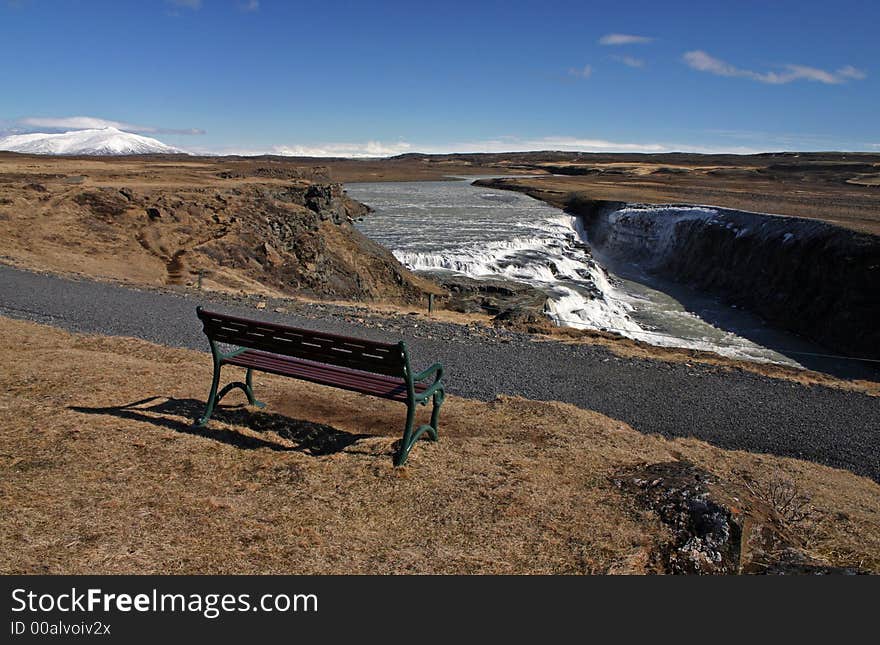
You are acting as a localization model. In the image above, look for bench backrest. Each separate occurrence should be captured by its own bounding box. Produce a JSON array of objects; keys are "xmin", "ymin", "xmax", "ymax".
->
[{"xmin": 197, "ymin": 307, "xmax": 408, "ymax": 377}]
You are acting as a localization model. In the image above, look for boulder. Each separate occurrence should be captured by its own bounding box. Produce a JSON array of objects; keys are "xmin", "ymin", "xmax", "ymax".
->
[{"xmin": 613, "ymin": 461, "xmax": 866, "ymax": 575}]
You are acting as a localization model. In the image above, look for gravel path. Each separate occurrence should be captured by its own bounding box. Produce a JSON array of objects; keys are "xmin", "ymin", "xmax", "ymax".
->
[{"xmin": 1, "ymin": 265, "xmax": 878, "ymax": 481}]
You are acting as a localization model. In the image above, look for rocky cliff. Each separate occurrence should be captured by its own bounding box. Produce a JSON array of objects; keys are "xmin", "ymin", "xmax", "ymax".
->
[
  {"xmin": 571, "ymin": 197, "xmax": 880, "ymax": 361},
  {"xmin": 0, "ymin": 160, "xmax": 435, "ymax": 303}
]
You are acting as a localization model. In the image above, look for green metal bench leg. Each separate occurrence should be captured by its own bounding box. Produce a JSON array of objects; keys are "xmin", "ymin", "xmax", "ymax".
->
[
  {"xmin": 395, "ymin": 403, "xmax": 417, "ymax": 467},
  {"xmin": 429, "ymin": 388, "xmax": 445, "ymax": 440},
  {"xmin": 195, "ymin": 363, "xmax": 222, "ymax": 427},
  {"xmin": 245, "ymin": 368, "xmax": 266, "ymax": 408},
  {"xmin": 215, "ymin": 381, "xmax": 257, "ymax": 405},
  {"xmin": 394, "ymin": 389, "xmax": 444, "ymax": 466},
  {"xmin": 195, "ymin": 366, "xmax": 266, "ymax": 428}
]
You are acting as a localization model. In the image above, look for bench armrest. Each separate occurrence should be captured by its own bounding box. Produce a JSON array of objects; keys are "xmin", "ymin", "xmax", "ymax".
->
[
  {"xmin": 417, "ymin": 379, "xmax": 445, "ymax": 402},
  {"xmin": 217, "ymin": 346, "xmax": 247, "ymax": 361},
  {"xmin": 412, "ymin": 362, "xmax": 444, "ymax": 384}
]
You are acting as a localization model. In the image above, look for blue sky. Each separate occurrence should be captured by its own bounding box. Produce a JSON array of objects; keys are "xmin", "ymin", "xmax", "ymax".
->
[{"xmin": 1, "ymin": 0, "xmax": 878, "ymax": 155}]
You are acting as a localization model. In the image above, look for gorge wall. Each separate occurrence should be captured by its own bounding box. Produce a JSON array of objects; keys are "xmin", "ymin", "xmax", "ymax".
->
[{"xmin": 568, "ymin": 196, "xmax": 880, "ymax": 361}]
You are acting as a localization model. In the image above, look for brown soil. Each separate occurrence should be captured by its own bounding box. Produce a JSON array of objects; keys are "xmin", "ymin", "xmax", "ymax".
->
[{"xmin": 1, "ymin": 317, "xmax": 877, "ymax": 574}]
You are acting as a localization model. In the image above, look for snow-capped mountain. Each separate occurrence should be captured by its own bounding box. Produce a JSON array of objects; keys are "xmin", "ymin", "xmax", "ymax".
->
[{"xmin": 0, "ymin": 127, "xmax": 187, "ymax": 155}]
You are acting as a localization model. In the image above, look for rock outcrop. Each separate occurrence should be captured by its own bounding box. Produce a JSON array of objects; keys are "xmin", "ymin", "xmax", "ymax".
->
[
  {"xmin": 137, "ymin": 182, "xmax": 427, "ymax": 301},
  {"xmin": 0, "ymin": 173, "xmax": 433, "ymax": 303},
  {"xmin": 429, "ymin": 273, "xmax": 551, "ymax": 329},
  {"xmin": 614, "ymin": 461, "xmax": 865, "ymax": 575}
]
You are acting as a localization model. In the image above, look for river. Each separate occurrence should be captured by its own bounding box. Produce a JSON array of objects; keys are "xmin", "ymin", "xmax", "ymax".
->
[{"xmin": 347, "ymin": 177, "xmax": 867, "ymax": 375}]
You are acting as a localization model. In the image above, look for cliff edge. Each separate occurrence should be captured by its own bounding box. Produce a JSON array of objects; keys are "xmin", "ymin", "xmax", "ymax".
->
[{"xmin": 0, "ymin": 155, "xmax": 438, "ymax": 303}]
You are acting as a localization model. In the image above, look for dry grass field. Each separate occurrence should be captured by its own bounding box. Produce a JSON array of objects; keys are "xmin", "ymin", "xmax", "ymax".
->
[
  {"xmin": 472, "ymin": 171, "xmax": 880, "ymax": 235},
  {"xmin": 2, "ymin": 317, "xmax": 877, "ymax": 574}
]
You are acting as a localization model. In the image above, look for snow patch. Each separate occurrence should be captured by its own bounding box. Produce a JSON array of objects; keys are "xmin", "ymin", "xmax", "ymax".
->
[{"xmin": 0, "ymin": 127, "xmax": 187, "ymax": 155}]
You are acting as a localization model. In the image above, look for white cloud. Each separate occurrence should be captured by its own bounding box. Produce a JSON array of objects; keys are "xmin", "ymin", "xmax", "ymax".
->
[
  {"xmin": 567, "ymin": 65, "xmax": 592, "ymax": 79},
  {"xmin": 270, "ymin": 141, "xmax": 414, "ymax": 157},
  {"xmin": 771, "ymin": 64, "xmax": 841, "ymax": 84},
  {"xmin": 509, "ymin": 136, "xmax": 666, "ymax": 153},
  {"xmin": 599, "ymin": 33, "xmax": 653, "ymax": 46},
  {"xmin": 20, "ymin": 116, "xmax": 140, "ymax": 131},
  {"xmin": 17, "ymin": 115, "xmax": 205, "ymax": 135},
  {"xmin": 240, "ymin": 0, "xmax": 259, "ymax": 11},
  {"xmin": 199, "ymin": 136, "xmax": 767, "ymax": 158},
  {"xmin": 612, "ymin": 55, "xmax": 645, "ymax": 68},
  {"xmin": 683, "ymin": 50, "xmax": 867, "ymax": 85},
  {"xmin": 838, "ymin": 65, "xmax": 867, "ymax": 80},
  {"xmin": 168, "ymin": 0, "xmax": 201, "ymax": 9},
  {"xmin": 683, "ymin": 50, "xmax": 740, "ymax": 77},
  {"xmin": 455, "ymin": 136, "xmax": 762, "ymax": 155}
]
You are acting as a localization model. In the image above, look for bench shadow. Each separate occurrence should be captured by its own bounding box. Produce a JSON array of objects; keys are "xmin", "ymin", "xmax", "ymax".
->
[{"xmin": 69, "ymin": 396, "xmax": 370, "ymax": 456}]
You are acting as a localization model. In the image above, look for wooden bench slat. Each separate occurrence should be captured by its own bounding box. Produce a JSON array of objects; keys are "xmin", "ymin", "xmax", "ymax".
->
[
  {"xmin": 228, "ymin": 360, "xmax": 393, "ymax": 395},
  {"xmin": 208, "ymin": 332, "xmax": 402, "ymax": 372},
  {"xmin": 225, "ymin": 350, "xmax": 424, "ymax": 401},
  {"xmin": 215, "ymin": 340, "xmax": 401, "ymax": 375},
  {"xmin": 228, "ymin": 350, "xmax": 420, "ymax": 388},
  {"xmin": 201, "ymin": 310, "xmax": 400, "ymax": 349},
  {"xmin": 201, "ymin": 310, "xmax": 406, "ymax": 376}
]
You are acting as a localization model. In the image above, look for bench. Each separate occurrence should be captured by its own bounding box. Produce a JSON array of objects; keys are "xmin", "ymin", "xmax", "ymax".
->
[{"xmin": 194, "ymin": 307, "xmax": 445, "ymax": 466}]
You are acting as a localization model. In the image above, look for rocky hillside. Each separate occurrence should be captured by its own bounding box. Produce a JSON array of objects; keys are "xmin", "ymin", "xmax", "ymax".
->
[{"xmin": 0, "ymin": 155, "xmax": 437, "ymax": 303}]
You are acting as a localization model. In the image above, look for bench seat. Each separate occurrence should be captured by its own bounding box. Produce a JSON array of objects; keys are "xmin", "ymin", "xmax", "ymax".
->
[{"xmin": 223, "ymin": 349, "xmax": 428, "ymax": 402}]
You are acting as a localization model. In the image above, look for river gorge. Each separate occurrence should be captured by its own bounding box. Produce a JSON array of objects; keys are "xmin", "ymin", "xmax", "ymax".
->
[{"xmin": 347, "ymin": 177, "xmax": 879, "ymax": 379}]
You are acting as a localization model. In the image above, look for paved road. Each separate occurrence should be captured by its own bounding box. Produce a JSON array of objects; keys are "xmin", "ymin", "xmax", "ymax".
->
[{"xmin": 1, "ymin": 265, "xmax": 878, "ymax": 480}]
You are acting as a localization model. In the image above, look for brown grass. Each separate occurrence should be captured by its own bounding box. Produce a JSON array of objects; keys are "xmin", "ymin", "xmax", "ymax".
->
[
  {"xmin": 472, "ymin": 164, "xmax": 880, "ymax": 235},
  {"xmin": 1, "ymin": 317, "xmax": 878, "ymax": 574}
]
